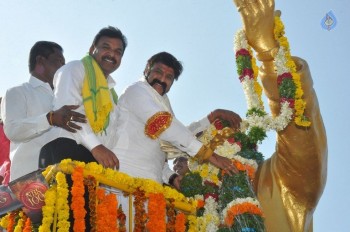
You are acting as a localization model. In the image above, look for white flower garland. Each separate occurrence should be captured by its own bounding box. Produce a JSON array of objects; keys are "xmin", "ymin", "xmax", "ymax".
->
[{"xmin": 235, "ymin": 29, "xmax": 294, "ymax": 132}]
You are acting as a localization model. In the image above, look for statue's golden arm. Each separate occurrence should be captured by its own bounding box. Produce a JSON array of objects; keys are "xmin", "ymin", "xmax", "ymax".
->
[
  {"xmin": 260, "ymin": 59, "xmax": 327, "ymax": 205},
  {"xmin": 232, "ymin": 0, "xmax": 328, "ymax": 231}
]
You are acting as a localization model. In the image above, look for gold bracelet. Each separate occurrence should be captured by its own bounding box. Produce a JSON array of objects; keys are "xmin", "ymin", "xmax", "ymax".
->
[
  {"xmin": 49, "ymin": 111, "xmax": 54, "ymax": 126},
  {"xmin": 194, "ymin": 145, "xmax": 213, "ymax": 163},
  {"xmin": 256, "ymin": 46, "xmax": 279, "ymax": 61}
]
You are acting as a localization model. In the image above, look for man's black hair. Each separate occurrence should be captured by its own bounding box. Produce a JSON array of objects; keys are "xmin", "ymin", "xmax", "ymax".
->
[
  {"xmin": 29, "ymin": 41, "xmax": 63, "ymax": 72},
  {"xmin": 93, "ymin": 26, "xmax": 128, "ymax": 53},
  {"xmin": 144, "ymin": 52, "xmax": 183, "ymax": 80}
]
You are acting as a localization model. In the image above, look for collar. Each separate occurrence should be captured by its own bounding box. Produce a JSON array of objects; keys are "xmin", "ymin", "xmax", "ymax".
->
[
  {"xmin": 29, "ymin": 75, "xmax": 52, "ymax": 90},
  {"xmin": 106, "ymin": 75, "xmax": 116, "ymax": 88}
]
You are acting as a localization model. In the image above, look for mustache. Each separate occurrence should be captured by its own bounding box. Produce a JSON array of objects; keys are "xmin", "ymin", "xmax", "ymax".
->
[
  {"xmin": 102, "ymin": 55, "xmax": 116, "ymax": 64},
  {"xmin": 149, "ymin": 79, "xmax": 167, "ymax": 95}
]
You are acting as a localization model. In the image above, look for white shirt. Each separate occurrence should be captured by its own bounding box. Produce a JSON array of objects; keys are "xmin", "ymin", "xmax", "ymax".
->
[
  {"xmin": 113, "ymin": 78, "xmax": 210, "ymax": 184},
  {"xmin": 48, "ymin": 60, "xmax": 118, "ymax": 151},
  {"xmin": 1, "ymin": 76, "xmax": 56, "ymax": 180}
]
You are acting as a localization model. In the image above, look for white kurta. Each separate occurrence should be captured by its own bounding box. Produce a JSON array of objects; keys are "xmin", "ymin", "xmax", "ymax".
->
[
  {"xmin": 47, "ymin": 60, "xmax": 118, "ymax": 151},
  {"xmin": 1, "ymin": 76, "xmax": 56, "ymax": 180},
  {"xmin": 113, "ymin": 78, "xmax": 209, "ymax": 184}
]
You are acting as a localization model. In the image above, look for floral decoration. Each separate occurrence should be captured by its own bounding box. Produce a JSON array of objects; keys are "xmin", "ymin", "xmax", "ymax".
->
[
  {"xmin": 146, "ymin": 193, "xmax": 166, "ymax": 232},
  {"xmin": 71, "ymin": 166, "xmax": 86, "ymax": 232}
]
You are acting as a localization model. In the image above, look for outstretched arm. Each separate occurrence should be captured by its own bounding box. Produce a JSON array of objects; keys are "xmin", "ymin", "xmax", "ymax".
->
[{"xmin": 233, "ymin": 0, "xmax": 327, "ymax": 231}]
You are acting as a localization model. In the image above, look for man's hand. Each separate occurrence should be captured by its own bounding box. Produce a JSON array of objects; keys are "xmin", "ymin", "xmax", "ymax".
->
[
  {"xmin": 49, "ymin": 105, "xmax": 87, "ymax": 133},
  {"xmin": 208, "ymin": 153, "xmax": 238, "ymax": 175},
  {"xmin": 233, "ymin": 0, "xmax": 278, "ymax": 54},
  {"xmin": 208, "ymin": 109, "xmax": 242, "ymax": 130},
  {"xmin": 91, "ymin": 145, "xmax": 119, "ymax": 169}
]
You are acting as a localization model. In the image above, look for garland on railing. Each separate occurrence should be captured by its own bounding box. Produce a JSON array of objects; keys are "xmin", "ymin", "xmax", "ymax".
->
[
  {"xmin": 146, "ymin": 193, "xmax": 166, "ymax": 232},
  {"xmin": 56, "ymin": 172, "xmax": 69, "ymax": 231},
  {"xmin": 96, "ymin": 187, "xmax": 118, "ymax": 231},
  {"xmin": 71, "ymin": 166, "xmax": 86, "ymax": 232}
]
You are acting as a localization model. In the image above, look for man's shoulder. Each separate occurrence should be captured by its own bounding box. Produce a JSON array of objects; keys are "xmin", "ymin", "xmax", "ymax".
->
[
  {"xmin": 5, "ymin": 81, "xmax": 31, "ymax": 95},
  {"xmin": 123, "ymin": 80, "xmax": 148, "ymax": 95},
  {"xmin": 60, "ymin": 60, "xmax": 84, "ymax": 71}
]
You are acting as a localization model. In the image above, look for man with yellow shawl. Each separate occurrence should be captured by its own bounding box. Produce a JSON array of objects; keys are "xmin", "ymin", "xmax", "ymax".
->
[
  {"xmin": 232, "ymin": 0, "xmax": 327, "ymax": 231},
  {"xmin": 39, "ymin": 26, "xmax": 127, "ymax": 170}
]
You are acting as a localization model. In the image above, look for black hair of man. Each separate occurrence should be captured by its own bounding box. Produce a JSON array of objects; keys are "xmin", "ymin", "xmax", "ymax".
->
[
  {"xmin": 29, "ymin": 41, "xmax": 63, "ymax": 72},
  {"xmin": 92, "ymin": 26, "xmax": 128, "ymax": 54},
  {"xmin": 144, "ymin": 52, "xmax": 183, "ymax": 80}
]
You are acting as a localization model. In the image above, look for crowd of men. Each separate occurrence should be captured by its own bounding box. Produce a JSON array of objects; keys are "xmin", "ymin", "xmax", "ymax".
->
[
  {"xmin": 0, "ymin": 0, "xmax": 327, "ymax": 231},
  {"xmin": 0, "ymin": 26, "xmax": 240, "ymax": 187}
]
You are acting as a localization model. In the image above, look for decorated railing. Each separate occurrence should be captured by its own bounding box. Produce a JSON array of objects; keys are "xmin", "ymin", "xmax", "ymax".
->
[{"xmin": 0, "ymin": 120, "xmax": 266, "ymax": 232}]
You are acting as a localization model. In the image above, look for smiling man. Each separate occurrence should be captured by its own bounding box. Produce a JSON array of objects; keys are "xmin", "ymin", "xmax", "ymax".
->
[
  {"xmin": 113, "ymin": 52, "xmax": 241, "ymax": 187},
  {"xmin": 39, "ymin": 26, "xmax": 127, "ymax": 170}
]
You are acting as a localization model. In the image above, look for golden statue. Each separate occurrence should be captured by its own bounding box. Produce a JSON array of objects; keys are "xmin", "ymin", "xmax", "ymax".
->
[{"xmin": 233, "ymin": 0, "xmax": 327, "ymax": 231}]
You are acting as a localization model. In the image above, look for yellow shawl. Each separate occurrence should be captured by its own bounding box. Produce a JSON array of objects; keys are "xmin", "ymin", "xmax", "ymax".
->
[{"xmin": 82, "ymin": 55, "xmax": 117, "ymax": 134}]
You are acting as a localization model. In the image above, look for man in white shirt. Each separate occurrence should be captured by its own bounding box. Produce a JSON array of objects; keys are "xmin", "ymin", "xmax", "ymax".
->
[
  {"xmin": 39, "ymin": 26, "xmax": 127, "ymax": 169},
  {"xmin": 114, "ymin": 52, "xmax": 241, "ymax": 188},
  {"xmin": 1, "ymin": 41, "xmax": 86, "ymax": 181}
]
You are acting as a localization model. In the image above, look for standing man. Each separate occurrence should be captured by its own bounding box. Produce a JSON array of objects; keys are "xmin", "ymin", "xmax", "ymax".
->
[
  {"xmin": 114, "ymin": 52, "xmax": 240, "ymax": 188},
  {"xmin": 39, "ymin": 26, "xmax": 127, "ymax": 169},
  {"xmin": 1, "ymin": 41, "xmax": 85, "ymax": 181}
]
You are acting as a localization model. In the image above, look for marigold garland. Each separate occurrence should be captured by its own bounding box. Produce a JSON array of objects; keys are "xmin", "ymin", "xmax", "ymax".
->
[
  {"xmin": 39, "ymin": 185, "xmax": 57, "ymax": 232},
  {"xmin": 85, "ymin": 176, "xmax": 97, "ymax": 231},
  {"xmin": 166, "ymin": 199, "xmax": 176, "ymax": 232},
  {"xmin": 175, "ymin": 212, "xmax": 186, "ymax": 232},
  {"xmin": 96, "ymin": 187, "xmax": 118, "ymax": 232},
  {"xmin": 55, "ymin": 172, "xmax": 70, "ymax": 232},
  {"xmin": 23, "ymin": 217, "xmax": 32, "ymax": 232},
  {"xmin": 146, "ymin": 193, "xmax": 166, "ymax": 232},
  {"xmin": 14, "ymin": 211, "xmax": 26, "ymax": 232},
  {"xmin": 133, "ymin": 188, "xmax": 147, "ymax": 232},
  {"xmin": 224, "ymin": 201, "xmax": 263, "ymax": 227},
  {"xmin": 7, "ymin": 211, "xmax": 16, "ymax": 232},
  {"xmin": 71, "ymin": 166, "xmax": 86, "ymax": 232},
  {"xmin": 0, "ymin": 213, "xmax": 9, "ymax": 229},
  {"xmin": 118, "ymin": 205, "xmax": 126, "ymax": 232}
]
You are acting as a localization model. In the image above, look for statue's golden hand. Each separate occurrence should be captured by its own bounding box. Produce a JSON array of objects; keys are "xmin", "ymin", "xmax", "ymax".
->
[{"xmin": 233, "ymin": 0, "xmax": 278, "ymax": 56}]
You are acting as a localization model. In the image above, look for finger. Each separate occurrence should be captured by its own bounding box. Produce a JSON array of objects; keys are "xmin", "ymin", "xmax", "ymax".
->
[
  {"xmin": 112, "ymin": 157, "xmax": 119, "ymax": 169},
  {"xmin": 66, "ymin": 105, "xmax": 80, "ymax": 110},
  {"xmin": 72, "ymin": 112, "xmax": 86, "ymax": 120},
  {"xmin": 67, "ymin": 122, "xmax": 82, "ymax": 130},
  {"xmin": 65, "ymin": 121, "xmax": 77, "ymax": 133}
]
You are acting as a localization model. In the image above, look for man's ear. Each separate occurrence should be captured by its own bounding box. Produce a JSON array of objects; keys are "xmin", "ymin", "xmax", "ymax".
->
[
  {"xmin": 89, "ymin": 44, "xmax": 95, "ymax": 55},
  {"xmin": 144, "ymin": 65, "xmax": 150, "ymax": 77}
]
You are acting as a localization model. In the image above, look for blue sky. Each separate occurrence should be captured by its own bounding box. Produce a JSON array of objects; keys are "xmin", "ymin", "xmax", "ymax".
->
[{"xmin": 0, "ymin": 1, "xmax": 349, "ymax": 231}]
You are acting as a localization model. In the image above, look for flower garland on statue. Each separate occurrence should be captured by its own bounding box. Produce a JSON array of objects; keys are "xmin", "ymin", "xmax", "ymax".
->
[
  {"xmin": 234, "ymin": 29, "xmax": 293, "ymax": 139},
  {"xmin": 234, "ymin": 15, "xmax": 311, "ymax": 135},
  {"xmin": 183, "ymin": 120, "xmax": 264, "ymax": 232},
  {"xmin": 274, "ymin": 15, "xmax": 311, "ymax": 127}
]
